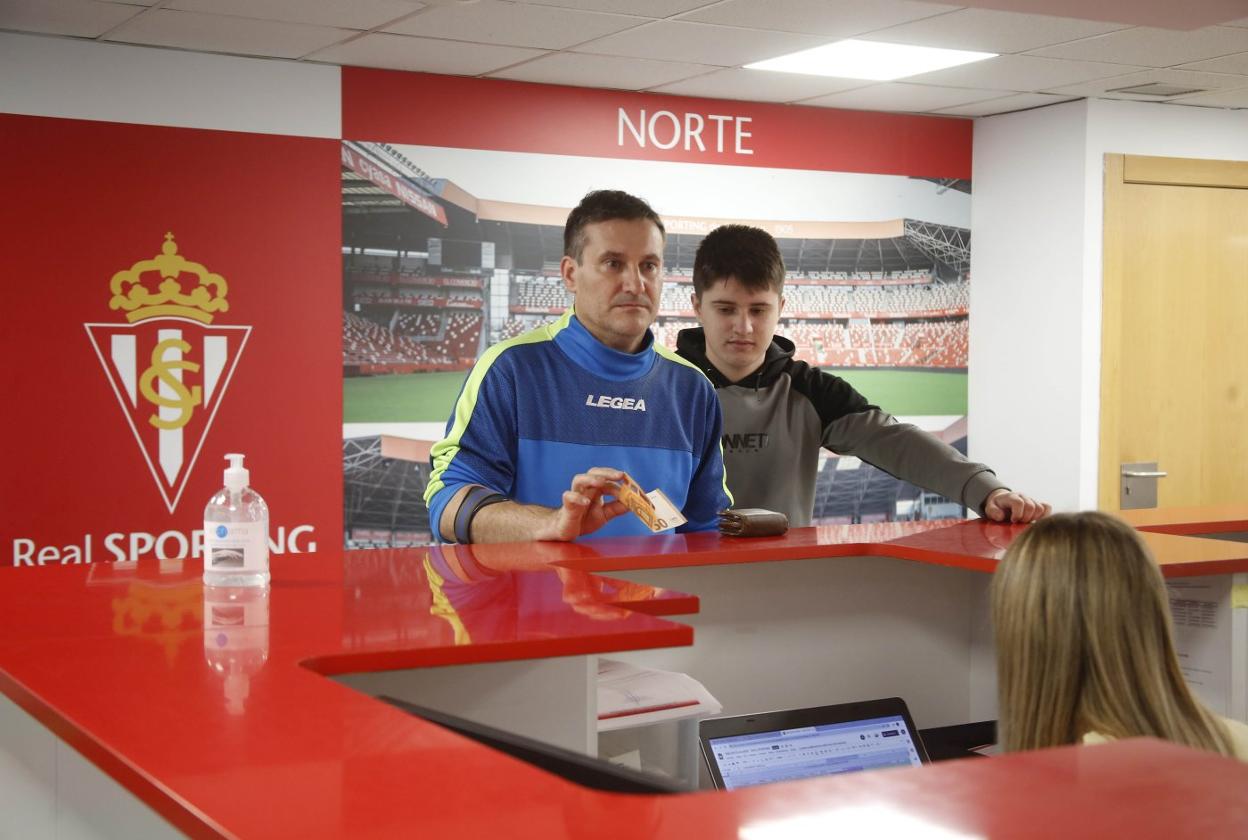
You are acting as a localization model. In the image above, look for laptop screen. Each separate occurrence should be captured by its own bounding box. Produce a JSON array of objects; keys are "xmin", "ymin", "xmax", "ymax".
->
[{"xmin": 706, "ymin": 713, "xmax": 923, "ymax": 789}]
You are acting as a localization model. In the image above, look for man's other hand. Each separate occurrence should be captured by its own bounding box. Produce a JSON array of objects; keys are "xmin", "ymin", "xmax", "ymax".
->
[
  {"xmin": 535, "ymin": 468, "xmax": 630, "ymax": 541},
  {"xmin": 983, "ymin": 489, "xmax": 1051, "ymax": 523}
]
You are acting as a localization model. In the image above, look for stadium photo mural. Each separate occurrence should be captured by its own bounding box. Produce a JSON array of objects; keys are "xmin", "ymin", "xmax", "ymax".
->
[{"xmin": 341, "ymin": 141, "xmax": 972, "ymax": 548}]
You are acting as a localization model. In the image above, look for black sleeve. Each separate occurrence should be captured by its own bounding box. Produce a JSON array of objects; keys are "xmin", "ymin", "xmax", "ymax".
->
[{"xmin": 787, "ymin": 360, "xmax": 878, "ymax": 427}]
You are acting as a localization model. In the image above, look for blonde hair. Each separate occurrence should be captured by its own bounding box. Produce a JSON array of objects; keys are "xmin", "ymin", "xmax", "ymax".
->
[{"xmin": 991, "ymin": 511, "xmax": 1234, "ymax": 756}]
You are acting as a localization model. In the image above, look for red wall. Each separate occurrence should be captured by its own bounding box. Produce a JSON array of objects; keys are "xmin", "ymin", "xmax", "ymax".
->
[
  {"xmin": 343, "ymin": 68, "xmax": 971, "ymax": 177},
  {"xmin": 0, "ymin": 114, "xmax": 342, "ymax": 566}
]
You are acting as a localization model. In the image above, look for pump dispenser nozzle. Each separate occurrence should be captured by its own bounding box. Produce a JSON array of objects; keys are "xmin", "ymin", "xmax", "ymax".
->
[
  {"xmin": 223, "ymin": 453, "xmax": 249, "ymax": 492},
  {"xmin": 204, "ymin": 453, "xmax": 268, "ymax": 588}
]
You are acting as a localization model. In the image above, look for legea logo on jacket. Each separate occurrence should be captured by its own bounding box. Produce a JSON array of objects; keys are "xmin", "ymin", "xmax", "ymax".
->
[
  {"xmin": 585, "ymin": 394, "xmax": 647, "ymax": 411},
  {"xmin": 84, "ymin": 233, "xmax": 252, "ymax": 513}
]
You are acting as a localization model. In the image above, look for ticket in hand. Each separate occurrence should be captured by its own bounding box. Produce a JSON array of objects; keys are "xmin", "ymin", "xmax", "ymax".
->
[{"xmin": 609, "ymin": 473, "xmax": 686, "ymax": 533}]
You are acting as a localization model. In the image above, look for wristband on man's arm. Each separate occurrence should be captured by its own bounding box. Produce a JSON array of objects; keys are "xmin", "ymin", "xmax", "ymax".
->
[{"xmin": 452, "ymin": 484, "xmax": 506, "ymax": 544}]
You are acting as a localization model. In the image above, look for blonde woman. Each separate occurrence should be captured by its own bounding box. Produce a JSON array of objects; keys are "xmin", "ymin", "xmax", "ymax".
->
[{"xmin": 991, "ymin": 511, "xmax": 1248, "ymax": 760}]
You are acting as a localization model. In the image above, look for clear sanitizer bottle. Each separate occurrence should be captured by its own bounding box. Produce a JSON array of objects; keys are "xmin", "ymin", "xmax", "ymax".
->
[{"xmin": 203, "ymin": 454, "xmax": 270, "ymax": 588}]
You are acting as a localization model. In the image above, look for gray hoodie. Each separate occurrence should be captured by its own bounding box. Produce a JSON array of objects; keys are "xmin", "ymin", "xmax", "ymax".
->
[{"xmin": 676, "ymin": 328, "xmax": 1006, "ymax": 527}]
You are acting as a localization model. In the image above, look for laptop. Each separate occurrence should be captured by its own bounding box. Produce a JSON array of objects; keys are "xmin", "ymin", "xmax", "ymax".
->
[{"xmin": 699, "ymin": 697, "xmax": 929, "ymax": 790}]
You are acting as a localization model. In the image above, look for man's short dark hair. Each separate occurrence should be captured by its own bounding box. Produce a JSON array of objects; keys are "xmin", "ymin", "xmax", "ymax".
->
[
  {"xmin": 693, "ymin": 225, "xmax": 785, "ymax": 298},
  {"xmin": 564, "ymin": 190, "xmax": 665, "ymax": 262}
]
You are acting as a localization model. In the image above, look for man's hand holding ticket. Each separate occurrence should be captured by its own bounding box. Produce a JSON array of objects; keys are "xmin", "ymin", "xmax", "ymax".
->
[{"xmin": 608, "ymin": 472, "xmax": 687, "ymax": 533}]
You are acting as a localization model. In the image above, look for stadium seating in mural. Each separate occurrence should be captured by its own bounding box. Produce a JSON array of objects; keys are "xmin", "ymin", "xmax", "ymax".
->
[
  {"xmin": 342, "ymin": 263, "xmax": 486, "ymax": 374},
  {"xmin": 500, "ymin": 273, "xmax": 969, "ymax": 370},
  {"xmin": 344, "ymin": 272, "xmax": 973, "ymax": 374}
]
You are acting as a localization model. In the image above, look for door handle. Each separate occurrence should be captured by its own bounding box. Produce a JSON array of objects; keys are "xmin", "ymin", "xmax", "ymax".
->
[{"xmin": 1121, "ymin": 470, "xmax": 1168, "ymax": 478}]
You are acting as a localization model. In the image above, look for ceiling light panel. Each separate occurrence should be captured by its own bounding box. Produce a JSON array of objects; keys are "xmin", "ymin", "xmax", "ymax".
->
[{"xmin": 747, "ymin": 39, "xmax": 997, "ymax": 81}]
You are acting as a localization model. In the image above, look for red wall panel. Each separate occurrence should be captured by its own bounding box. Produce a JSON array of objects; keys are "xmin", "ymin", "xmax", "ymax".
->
[
  {"xmin": 343, "ymin": 67, "xmax": 972, "ymax": 178},
  {"xmin": 0, "ymin": 114, "xmax": 341, "ymax": 566}
]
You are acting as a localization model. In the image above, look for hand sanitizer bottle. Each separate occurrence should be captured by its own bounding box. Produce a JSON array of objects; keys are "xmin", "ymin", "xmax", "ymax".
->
[{"xmin": 203, "ymin": 454, "xmax": 270, "ymax": 588}]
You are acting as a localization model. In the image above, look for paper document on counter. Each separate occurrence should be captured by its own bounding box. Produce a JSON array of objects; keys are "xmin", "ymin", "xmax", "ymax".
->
[
  {"xmin": 597, "ymin": 658, "xmax": 721, "ymax": 732},
  {"xmin": 1167, "ymin": 577, "xmax": 1232, "ymax": 715}
]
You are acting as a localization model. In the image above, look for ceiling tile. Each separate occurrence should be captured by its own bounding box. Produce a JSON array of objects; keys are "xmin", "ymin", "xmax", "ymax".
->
[
  {"xmin": 1027, "ymin": 25, "xmax": 1248, "ymax": 68},
  {"xmin": 905, "ymin": 54, "xmax": 1144, "ymax": 92},
  {"xmin": 490, "ymin": 51, "xmax": 715, "ymax": 90},
  {"xmin": 516, "ymin": 0, "xmax": 715, "ymax": 17},
  {"xmin": 677, "ymin": 0, "xmax": 958, "ymax": 38},
  {"xmin": 796, "ymin": 82, "xmax": 1008, "ymax": 113},
  {"xmin": 0, "ymin": 0, "xmax": 144, "ymax": 38},
  {"xmin": 934, "ymin": 92, "xmax": 1079, "ymax": 116},
  {"xmin": 1046, "ymin": 67, "xmax": 1248, "ymax": 98},
  {"xmin": 1166, "ymin": 87, "xmax": 1248, "ymax": 107},
  {"xmin": 859, "ymin": 8, "xmax": 1129, "ymax": 55},
  {"xmin": 166, "ymin": 0, "xmax": 425, "ymax": 30},
  {"xmin": 570, "ymin": 20, "xmax": 827, "ymax": 67},
  {"xmin": 384, "ymin": 1, "xmax": 641, "ymax": 50},
  {"xmin": 926, "ymin": 0, "xmax": 1248, "ymax": 30},
  {"xmin": 1175, "ymin": 51, "xmax": 1248, "ymax": 75},
  {"xmin": 103, "ymin": 9, "xmax": 354, "ymax": 58},
  {"xmin": 649, "ymin": 68, "xmax": 869, "ymax": 102},
  {"xmin": 311, "ymin": 32, "xmax": 545, "ymax": 73}
]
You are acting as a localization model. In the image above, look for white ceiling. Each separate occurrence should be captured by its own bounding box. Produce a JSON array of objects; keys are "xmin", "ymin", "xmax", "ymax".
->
[{"xmin": 7, "ymin": 0, "xmax": 1248, "ymax": 117}]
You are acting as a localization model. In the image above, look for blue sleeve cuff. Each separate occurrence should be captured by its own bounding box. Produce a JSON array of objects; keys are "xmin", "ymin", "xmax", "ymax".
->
[{"xmin": 426, "ymin": 483, "xmax": 460, "ymax": 543}]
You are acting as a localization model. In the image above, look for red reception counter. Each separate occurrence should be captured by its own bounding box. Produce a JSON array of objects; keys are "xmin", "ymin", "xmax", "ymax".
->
[{"xmin": 2, "ymin": 512, "xmax": 1248, "ymax": 837}]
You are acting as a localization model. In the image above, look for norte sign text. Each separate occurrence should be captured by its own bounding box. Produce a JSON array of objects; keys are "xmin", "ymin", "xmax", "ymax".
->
[{"xmin": 618, "ymin": 107, "xmax": 753, "ymax": 155}]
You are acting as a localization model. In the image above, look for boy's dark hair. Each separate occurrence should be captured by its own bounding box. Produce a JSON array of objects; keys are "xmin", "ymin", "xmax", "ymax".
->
[
  {"xmin": 693, "ymin": 225, "xmax": 785, "ymax": 298},
  {"xmin": 563, "ymin": 190, "xmax": 665, "ymax": 262}
]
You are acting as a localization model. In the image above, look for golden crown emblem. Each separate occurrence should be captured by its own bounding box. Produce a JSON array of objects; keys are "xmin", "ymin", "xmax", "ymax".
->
[{"xmin": 109, "ymin": 232, "xmax": 229, "ymax": 324}]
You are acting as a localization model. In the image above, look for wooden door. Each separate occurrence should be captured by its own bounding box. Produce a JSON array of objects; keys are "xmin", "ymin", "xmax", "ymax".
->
[{"xmin": 1100, "ymin": 154, "xmax": 1248, "ymax": 510}]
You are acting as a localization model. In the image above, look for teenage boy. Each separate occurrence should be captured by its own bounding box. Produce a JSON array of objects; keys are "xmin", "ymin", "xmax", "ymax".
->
[
  {"xmin": 676, "ymin": 224, "xmax": 1048, "ymax": 527},
  {"xmin": 425, "ymin": 191, "xmax": 731, "ymax": 544}
]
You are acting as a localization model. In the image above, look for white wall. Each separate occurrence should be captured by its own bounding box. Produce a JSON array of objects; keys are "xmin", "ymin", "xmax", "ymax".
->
[
  {"xmin": 0, "ymin": 32, "xmax": 338, "ymax": 137},
  {"xmin": 969, "ymin": 99, "xmax": 1090, "ymax": 510},
  {"xmin": 971, "ymin": 97, "xmax": 1248, "ymax": 510}
]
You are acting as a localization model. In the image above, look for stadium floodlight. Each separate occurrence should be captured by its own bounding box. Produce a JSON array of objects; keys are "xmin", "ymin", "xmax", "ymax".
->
[{"xmin": 746, "ymin": 40, "xmax": 996, "ymax": 81}]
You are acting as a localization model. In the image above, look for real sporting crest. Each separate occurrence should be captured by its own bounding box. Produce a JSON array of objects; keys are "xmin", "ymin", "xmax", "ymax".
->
[{"xmin": 85, "ymin": 233, "xmax": 251, "ymax": 513}]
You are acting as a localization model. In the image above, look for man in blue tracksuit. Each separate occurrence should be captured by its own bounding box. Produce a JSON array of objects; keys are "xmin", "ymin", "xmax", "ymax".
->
[{"xmin": 425, "ymin": 190, "xmax": 731, "ymax": 544}]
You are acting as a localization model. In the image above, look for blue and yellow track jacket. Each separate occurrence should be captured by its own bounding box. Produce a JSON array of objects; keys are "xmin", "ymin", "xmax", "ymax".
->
[{"xmin": 424, "ymin": 310, "xmax": 731, "ymax": 539}]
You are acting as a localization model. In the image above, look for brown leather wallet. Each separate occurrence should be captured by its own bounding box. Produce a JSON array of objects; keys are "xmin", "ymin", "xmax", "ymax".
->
[{"xmin": 718, "ymin": 508, "xmax": 789, "ymax": 537}]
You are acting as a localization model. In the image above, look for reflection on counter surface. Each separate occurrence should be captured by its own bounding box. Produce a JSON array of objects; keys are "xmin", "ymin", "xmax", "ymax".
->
[
  {"xmin": 340, "ymin": 545, "xmax": 673, "ymax": 652},
  {"xmin": 203, "ymin": 585, "xmax": 270, "ymax": 715}
]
